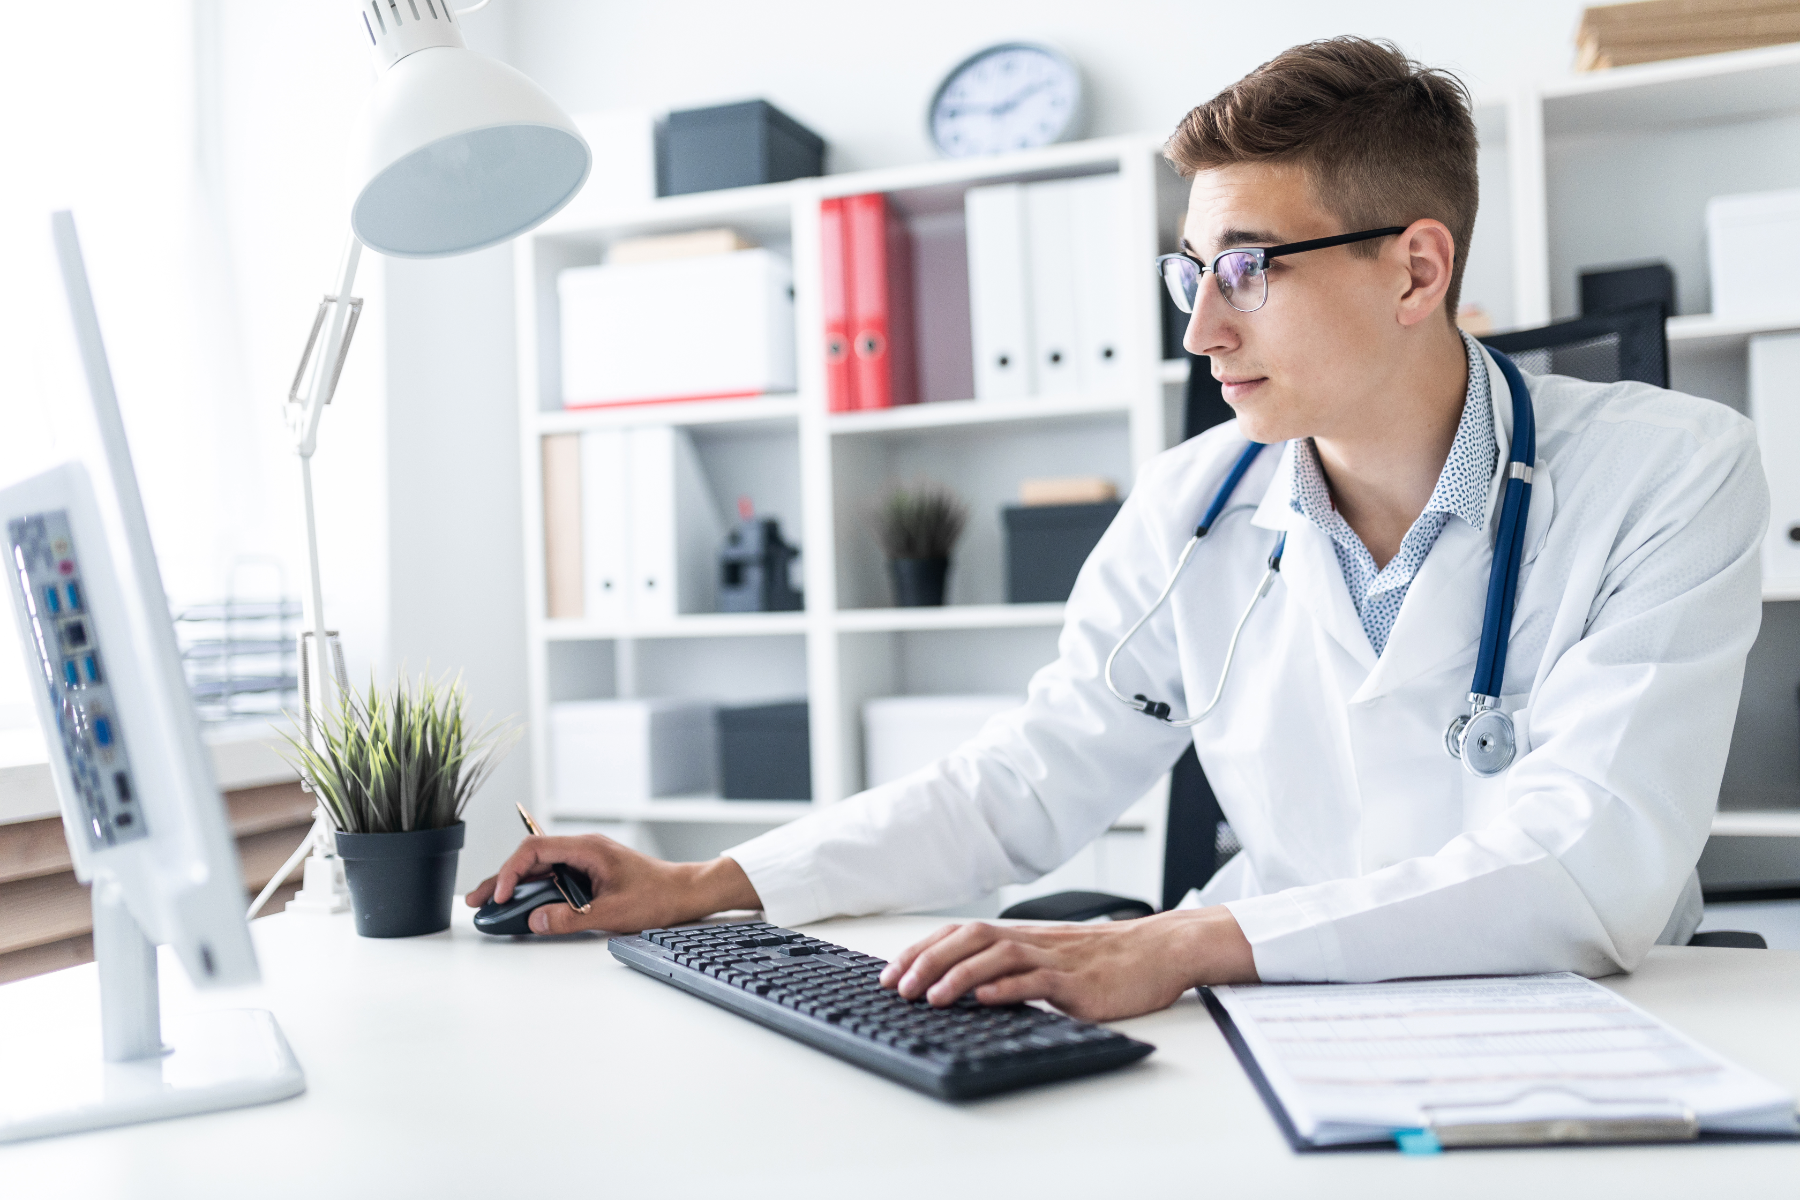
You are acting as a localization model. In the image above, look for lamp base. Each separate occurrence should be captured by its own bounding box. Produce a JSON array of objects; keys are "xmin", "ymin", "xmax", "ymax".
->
[{"xmin": 0, "ymin": 1008, "xmax": 305, "ymax": 1144}]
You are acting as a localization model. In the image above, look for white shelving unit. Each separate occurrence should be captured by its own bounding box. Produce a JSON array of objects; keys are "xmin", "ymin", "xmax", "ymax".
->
[
  {"xmin": 515, "ymin": 136, "xmax": 1181, "ymax": 893},
  {"xmin": 515, "ymin": 46, "xmax": 1800, "ymax": 879}
]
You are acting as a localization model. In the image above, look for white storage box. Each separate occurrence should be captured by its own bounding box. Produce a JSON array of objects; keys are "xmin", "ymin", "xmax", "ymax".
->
[
  {"xmin": 863, "ymin": 694, "xmax": 1021, "ymax": 789},
  {"xmin": 1707, "ymin": 188, "xmax": 1800, "ymax": 319},
  {"xmin": 549, "ymin": 699, "xmax": 717, "ymax": 812},
  {"xmin": 558, "ymin": 248, "xmax": 796, "ymax": 408}
]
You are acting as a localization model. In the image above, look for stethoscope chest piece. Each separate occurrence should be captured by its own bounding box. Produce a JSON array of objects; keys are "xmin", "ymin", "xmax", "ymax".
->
[{"xmin": 1446, "ymin": 705, "xmax": 1516, "ymax": 778}]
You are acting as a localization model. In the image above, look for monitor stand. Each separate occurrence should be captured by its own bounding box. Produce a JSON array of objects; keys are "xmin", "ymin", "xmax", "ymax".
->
[{"xmin": 0, "ymin": 881, "xmax": 305, "ymax": 1143}]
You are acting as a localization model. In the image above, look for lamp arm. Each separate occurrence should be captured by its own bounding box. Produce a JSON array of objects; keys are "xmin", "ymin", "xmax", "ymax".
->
[{"xmin": 284, "ymin": 233, "xmax": 364, "ymax": 724}]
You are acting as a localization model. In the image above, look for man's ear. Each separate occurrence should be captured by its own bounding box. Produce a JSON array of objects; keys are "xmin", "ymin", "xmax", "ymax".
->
[{"xmin": 1394, "ymin": 218, "xmax": 1455, "ymax": 329}]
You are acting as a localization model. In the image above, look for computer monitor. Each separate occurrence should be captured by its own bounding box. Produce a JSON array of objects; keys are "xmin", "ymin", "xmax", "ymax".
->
[{"xmin": 0, "ymin": 213, "xmax": 303, "ymax": 1143}]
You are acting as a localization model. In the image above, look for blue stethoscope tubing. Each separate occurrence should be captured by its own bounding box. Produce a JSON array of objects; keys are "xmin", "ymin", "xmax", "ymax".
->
[{"xmin": 1103, "ymin": 349, "xmax": 1536, "ymax": 779}]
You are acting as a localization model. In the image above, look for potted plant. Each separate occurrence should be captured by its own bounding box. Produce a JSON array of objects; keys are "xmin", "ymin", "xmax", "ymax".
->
[
  {"xmin": 874, "ymin": 482, "xmax": 969, "ymax": 607},
  {"xmin": 281, "ymin": 673, "xmax": 516, "ymax": 938}
]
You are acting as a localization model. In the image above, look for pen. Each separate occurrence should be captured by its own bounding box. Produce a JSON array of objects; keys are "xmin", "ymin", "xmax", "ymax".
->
[{"xmin": 517, "ymin": 802, "xmax": 593, "ymax": 913}]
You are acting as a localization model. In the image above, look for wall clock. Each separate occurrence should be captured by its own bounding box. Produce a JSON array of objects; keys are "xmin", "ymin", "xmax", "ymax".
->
[{"xmin": 928, "ymin": 43, "xmax": 1085, "ymax": 158}]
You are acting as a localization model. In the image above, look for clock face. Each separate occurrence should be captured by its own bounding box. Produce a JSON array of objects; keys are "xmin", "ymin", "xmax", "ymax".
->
[{"xmin": 930, "ymin": 43, "xmax": 1084, "ymax": 158}]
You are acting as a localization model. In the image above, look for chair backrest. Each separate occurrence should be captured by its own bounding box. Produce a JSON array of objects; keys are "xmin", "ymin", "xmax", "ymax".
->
[{"xmin": 1478, "ymin": 302, "xmax": 1669, "ymax": 389}]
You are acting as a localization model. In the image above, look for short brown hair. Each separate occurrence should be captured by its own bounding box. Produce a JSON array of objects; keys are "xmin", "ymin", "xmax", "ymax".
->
[{"xmin": 1166, "ymin": 37, "xmax": 1478, "ymax": 319}]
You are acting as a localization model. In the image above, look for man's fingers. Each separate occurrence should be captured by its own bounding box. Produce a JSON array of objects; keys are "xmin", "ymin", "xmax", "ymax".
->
[
  {"xmin": 973, "ymin": 968, "xmax": 1061, "ymax": 1007},
  {"xmin": 895, "ymin": 922, "xmax": 1009, "ymax": 999},
  {"xmin": 924, "ymin": 938, "xmax": 1043, "ymax": 1006},
  {"xmin": 464, "ymin": 876, "xmax": 498, "ymax": 907},
  {"xmin": 492, "ymin": 836, "xmax": 589, "ymax": 903},
  {"xmin": 880, "ymin": 923, "xmax": 963, "ymax": 988},
  {"xmin": 528, "ymin": 900, "xmax": 599, "ymax": 935}
]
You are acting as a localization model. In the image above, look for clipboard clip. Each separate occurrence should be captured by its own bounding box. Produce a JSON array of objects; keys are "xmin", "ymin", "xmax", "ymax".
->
[{"xmin": 1417, "ymin": 1087, "xmax": 1699, "ymax": 1149}]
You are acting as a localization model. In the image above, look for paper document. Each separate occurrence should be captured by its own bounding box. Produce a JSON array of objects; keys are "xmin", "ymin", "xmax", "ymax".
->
[{"xmin": 1210, "ymin": 973, "xmax": 1798, "ymax": 1146}]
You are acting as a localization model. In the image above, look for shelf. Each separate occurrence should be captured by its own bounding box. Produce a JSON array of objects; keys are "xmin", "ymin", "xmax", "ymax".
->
[
  {"xmin": 835, "ymin": 603, "xmax": 1065, "ymax": 633},
  {"xmin": 541, "ymin": 612, "xmax": 810, "ymax": 641},
  {"xmin": 828, "ymin": 394, "xmax": 1130, "ymax": 436},
  {"xmin": 815, "ymin": 135, "xmax": 1161, "ymax": 207},
  {"xmin": 1712, "ymin": 810, "xmax": 1800, "ymax": 837},
  {"xmin": 1542, "ymin": 42, "xmax": 1800, "ymax": 138},
  {"xmin": 535, "ymin": 178, "xmax": 806, "ymax": 242},
  {"xmin": 535, "ymin": 394, "xmax": 803, "ymax": 434},
  {"xmin": 551, "ymin": 798, "xmax": 814, "ymax": 825},
  {"xmin": 1667, "ymin": 313, "xmax": 1800, "ymax": 354}
]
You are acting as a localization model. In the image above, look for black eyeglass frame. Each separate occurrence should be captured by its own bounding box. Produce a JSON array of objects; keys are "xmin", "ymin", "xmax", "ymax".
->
[{"xmin": 1156, "ymin": 225, "xmax": 1409, "ymax": 314}]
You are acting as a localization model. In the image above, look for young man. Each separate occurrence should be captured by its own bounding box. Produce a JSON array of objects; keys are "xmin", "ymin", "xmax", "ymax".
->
[{"xmin": 467, "ymin": 38, "xmax": 1765, "ymax": 1021}]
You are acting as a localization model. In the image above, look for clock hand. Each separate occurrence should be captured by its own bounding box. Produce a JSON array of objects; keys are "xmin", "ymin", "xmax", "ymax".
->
[
  {"xmin": 944, "ymin": 78, "xmax": 1057, "ymax": 121},
  {"xmin": 989, "ymin": 78, "xmax": 1055, "ymax": 117}
]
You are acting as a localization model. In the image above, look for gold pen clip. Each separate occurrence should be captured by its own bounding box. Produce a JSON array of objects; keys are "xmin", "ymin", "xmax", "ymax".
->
[{"xmin": 516, "ymin": 802, "xmax": 592, "ymax": 914}]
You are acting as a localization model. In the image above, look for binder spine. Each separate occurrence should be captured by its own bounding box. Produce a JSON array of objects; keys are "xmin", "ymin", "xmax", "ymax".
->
[
  {"xmin": 820, "ymin": 197, "xmax": 855, "ymax": 413},
  {"xmin": 965, "ymin": 183, "xmax": 1034, "ymax": 400},
  {"xmin": 846, "ymin": 192, "xmax": 917, "ymax": 409}
]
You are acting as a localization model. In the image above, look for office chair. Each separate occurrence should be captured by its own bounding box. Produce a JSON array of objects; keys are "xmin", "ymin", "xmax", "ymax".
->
[
  {"xmin": 1479, "ymin": 301, "xmax": 1668, "ymax": 389},
  {"xmin": 1002, "ymin": 317, "xmax": 1766, "ymax": 949}
]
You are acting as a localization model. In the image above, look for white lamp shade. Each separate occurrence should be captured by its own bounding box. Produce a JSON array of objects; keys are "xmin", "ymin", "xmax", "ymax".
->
[{"xmin": 352, "ymin": 46, "xmax": 592, "ymax": 258}]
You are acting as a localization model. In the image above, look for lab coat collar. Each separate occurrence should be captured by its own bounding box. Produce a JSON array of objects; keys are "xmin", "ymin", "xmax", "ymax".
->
[
  {"xmin": 1352, "ymin": 343, "xmax": 1557, "ymax": 702},
  {"xmin": 1252, "ymin": 443, "xmax": 1379, "ymax": 669},
  {"xmin": 1246, "ymin": 344, "xmax": 1558, "ymax": 697}
]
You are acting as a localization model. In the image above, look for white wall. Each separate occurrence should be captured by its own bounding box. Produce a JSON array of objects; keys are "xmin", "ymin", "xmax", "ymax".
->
[{"xmin": 503, "ymin": 0, "xmax": 1596, "ymax": 169}]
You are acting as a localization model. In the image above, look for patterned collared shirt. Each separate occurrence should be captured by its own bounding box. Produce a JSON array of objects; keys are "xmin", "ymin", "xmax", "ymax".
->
[{"xmin": 1288, "ymin": 331, "xmax": 1496, "ymax": 657}]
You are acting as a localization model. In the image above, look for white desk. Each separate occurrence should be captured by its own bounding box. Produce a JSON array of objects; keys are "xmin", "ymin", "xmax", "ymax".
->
[{"xmin": 1, "ymin": 910, "xmax": 1796, "ymax": 1199}]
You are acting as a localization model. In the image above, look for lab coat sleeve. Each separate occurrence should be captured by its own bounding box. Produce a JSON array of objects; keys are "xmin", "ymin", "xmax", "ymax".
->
[
  {"xmin": 724, "ymin": 450, "xmax": 1216, "ymax": 927},
  {"xmin": 1226, "ymin": 416, "xmax": 1767, "ymax": 982}
]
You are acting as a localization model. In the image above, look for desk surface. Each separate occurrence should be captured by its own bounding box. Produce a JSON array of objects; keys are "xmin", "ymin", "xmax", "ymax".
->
[{"xmin": 1, "ymin": 910, "xmax": 1796, "ymax": 1199}]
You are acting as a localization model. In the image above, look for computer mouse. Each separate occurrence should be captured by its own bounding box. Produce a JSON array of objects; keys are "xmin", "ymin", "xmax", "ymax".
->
[{"xmin": 474, "ymin": 877, "xmax": 565, "ymax": 936}]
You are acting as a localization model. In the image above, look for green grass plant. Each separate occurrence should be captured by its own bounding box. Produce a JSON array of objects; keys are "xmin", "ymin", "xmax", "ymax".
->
[
  {"xmin": 280, "ymin": 672, "xmax": 518, "ymax": 835},
  {"xmin": 873, "ymin": 481, "xmax": 969, "ymax": 560}
]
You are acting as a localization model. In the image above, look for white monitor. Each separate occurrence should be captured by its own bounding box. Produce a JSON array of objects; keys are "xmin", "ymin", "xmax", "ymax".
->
[{"xmin": 0, "ymin": 213, "xmax": 304, "ymax": 1143}]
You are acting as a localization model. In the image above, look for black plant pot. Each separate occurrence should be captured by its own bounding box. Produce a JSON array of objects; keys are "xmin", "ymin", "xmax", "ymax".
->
[
  {"xmin": 334, "ymin": 823, "xmax": 465, "ymax": 938},
  {"xmin": 889, "ymin": 556, "xmax": 950, "ymax": 607}
]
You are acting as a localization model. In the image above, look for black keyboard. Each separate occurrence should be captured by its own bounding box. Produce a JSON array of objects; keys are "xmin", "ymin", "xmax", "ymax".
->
[{"xmin": 608, "ymin": 921, "xmax": 1154, "ymax": 1100}]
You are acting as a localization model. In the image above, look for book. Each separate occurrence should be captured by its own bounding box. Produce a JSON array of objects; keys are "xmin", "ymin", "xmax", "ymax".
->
[
  {"xmin": 1576, "ymin": 0, "xmax": 1800, "ymax": 70},
  {"xmin": 605, "ymin": 227, "xmax": 753, "ymax": 265}
]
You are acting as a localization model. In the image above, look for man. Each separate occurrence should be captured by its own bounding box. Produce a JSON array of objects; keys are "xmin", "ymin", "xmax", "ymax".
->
[{"xmin": 467, "ymin": 38, "xmax": 1765, "ymax": 1021}]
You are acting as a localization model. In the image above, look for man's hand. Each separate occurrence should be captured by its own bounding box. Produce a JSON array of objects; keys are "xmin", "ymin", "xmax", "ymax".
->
[
  {"xmin": 876, "ymin": 907, "xmax": 1257, "ymax": 1022},
  {"xmin": 464, "ymin": 834, "xmax": 759, "ymax": 935}
]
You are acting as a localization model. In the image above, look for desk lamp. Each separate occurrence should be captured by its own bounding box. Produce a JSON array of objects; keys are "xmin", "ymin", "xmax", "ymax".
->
[{"xmin": 261, "ymin": 0, "xmax": 590, "ymax": 917}]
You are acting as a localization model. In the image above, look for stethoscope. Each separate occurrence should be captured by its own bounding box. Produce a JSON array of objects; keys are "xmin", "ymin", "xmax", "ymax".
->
[{"xmin": 1104, "ymin": 350, "xmax": 1536, "ymax": 779}]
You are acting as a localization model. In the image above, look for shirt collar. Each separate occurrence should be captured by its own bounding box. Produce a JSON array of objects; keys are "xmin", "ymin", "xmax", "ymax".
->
[{"xmin": 1288, "ymin": 330, "xmax": 1497, "ymax": 532}]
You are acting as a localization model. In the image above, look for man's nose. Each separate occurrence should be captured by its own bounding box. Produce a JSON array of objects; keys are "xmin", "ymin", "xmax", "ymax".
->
[{"xmin": 1183, "ymin": 276, "xmax": 1239, "ymax": 358}]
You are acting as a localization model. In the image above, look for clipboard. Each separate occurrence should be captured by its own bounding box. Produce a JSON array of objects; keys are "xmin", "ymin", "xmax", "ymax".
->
[{"xmin": 1201, "ymin": 988, "xmax": 1800, "ymax": 1154}]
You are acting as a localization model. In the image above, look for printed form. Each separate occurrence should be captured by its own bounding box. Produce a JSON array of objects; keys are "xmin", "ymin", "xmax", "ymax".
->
[{"xmin": 1210, "ymin": 973, "xmax": 1798, "ymax": 1146}]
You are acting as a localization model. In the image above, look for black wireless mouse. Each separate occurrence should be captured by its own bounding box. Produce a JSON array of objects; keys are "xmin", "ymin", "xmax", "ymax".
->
[{"xmin": 474, "ymin": 877, "xmax": 565, "ymax": 936}]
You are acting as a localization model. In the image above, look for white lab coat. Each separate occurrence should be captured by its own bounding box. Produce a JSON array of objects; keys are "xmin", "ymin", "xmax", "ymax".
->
[{"xmin": 727, "ymin": 346, "xmax": 1767, "ymax": 982}]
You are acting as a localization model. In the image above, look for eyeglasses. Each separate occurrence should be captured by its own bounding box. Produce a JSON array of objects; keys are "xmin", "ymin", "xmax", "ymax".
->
[{"xmin": 1156, "ymin": 226, "xmax": 1407, "ymax": 314}]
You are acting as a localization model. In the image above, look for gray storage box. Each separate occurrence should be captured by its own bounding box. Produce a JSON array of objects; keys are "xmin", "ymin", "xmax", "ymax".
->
[
  {"xmin": 659, "ymin": 100, "xmax": 825, "ymax": 197},
  {"xmin": 1003, "ymin": 501, "xmax": 1122, "ymax": 603},
  {"xmin": 718, "ymin": 700, "xmax": 811, "ymax": 800}
]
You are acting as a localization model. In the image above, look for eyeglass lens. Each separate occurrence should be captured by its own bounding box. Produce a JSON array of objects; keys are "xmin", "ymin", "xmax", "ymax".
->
[{"xmin": 1160, "ymin": 252, "xmax": 1268, "ymax": 314}]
